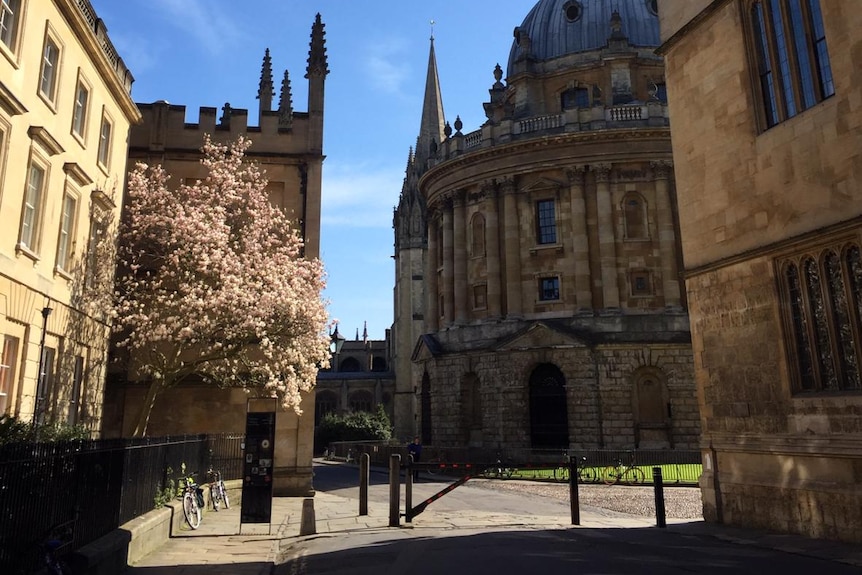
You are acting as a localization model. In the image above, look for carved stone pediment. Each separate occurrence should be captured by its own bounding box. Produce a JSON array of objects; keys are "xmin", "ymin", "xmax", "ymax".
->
[{"xmin": 495, "ymin": 321, "xmax": 590, "ymax": 352}]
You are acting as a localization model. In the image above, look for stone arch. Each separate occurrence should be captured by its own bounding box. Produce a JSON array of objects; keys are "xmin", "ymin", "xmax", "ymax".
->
[
  {"xmin": 528, "ymin": 363, "xmax": 569, "ymax": 448},
  {"xmin": 631, "ymin": 366, "xmax": 671, "ymax": 448},
  {"xmin": 339, "ymin": 356, "xmax": 363, "ymax": 372}
]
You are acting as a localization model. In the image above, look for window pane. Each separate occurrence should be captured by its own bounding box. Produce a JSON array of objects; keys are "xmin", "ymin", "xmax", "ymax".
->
[
  {"xmin": 825, "ymin": 251, "xmax": 860, "ymax": 390},
  {"xmin": 786, "ymin": 263, "xmax": 816, "ymax": 390},
  {"xmin": 536, "ymin": 200, "xmax": 556, "ymax": 245},
  {"xmin": 806, "ymin": 0, "xmax": 834, "ymax": 98},
  {"xmin": 752, "ymin": 3, "xmax": 779, "ymax": 127},
  {"xmin": 98, "ymin": 118, "xmax": 112, "ymax": 166},
  {"xmin": 804, "ymin": 258, "xmax": 837, "ymax": 389},
  {"xmin": 57, "ymin": 194, "xmax": 77, "ymax": 269},
  {"xmin": 72, "ymin": 83, "xmax": 89, "ymax": 137},
  {"xmin": 539, "ymin": 277, "xmax": 560, "ymax": 301},
  {"xmin": 40, "ymin": 38, "xmax": 59, "ymax": 101},
  {"xmin": 769, "ymin": 0, "xmax": 797, "ymax": 118},
  {"xmin": 0, "ymin": 335, "xmax": 19, "ymax": 414},
  {"xmin": 0, "ymin": 0, "xmax": 20, "ymax": 49},
  {"xmin": 21, "ymin": 164, "xmax": 44, "ymax": 249},
  {"xmin": 787, "ymin": 0, "xmax": 817, "ymax": 109}
]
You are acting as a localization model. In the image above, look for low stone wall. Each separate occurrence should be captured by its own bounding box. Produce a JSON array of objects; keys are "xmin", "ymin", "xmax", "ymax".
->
[{"xmin": 71, "ymin": 481, "xmax": 241, "ymax": 574}]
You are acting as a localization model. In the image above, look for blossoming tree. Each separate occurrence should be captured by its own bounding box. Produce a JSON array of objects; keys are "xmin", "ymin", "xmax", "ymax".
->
[{"xmin": 115, "ymin": 136, "xmax": 330, "ymax": 436}]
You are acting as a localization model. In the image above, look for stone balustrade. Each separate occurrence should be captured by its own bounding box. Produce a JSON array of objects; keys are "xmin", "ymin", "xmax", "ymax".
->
[{"xmin": 74, "ymin": 0, "xmax": 135, "ymax": 93}]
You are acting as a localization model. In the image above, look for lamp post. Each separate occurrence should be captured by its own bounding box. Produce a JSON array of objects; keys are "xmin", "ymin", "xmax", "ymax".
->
[
  {"xmin": 33, "ymin": 305, "xmax": 52, "ymax": 425},
  {"xmin": 329, "ymin": 325, "xmax": 345, "ymax": 373}
]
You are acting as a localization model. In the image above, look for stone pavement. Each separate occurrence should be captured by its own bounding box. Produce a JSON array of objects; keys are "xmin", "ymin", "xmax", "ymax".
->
[{"xmin": 125, "ymin": 467, "xmax": 862, "ymax": 574}]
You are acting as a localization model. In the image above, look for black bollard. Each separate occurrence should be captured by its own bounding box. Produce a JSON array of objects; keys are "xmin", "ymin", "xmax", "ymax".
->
[
  {"xmin": 569, "ymin": 455, "xmax": 580, "ymax": 526},
  {"xmin": 653, "ymin": 466, "xmax": 666, "ymax": 528},
  {"xmin": 389, "ymin": 454, "xmax": 401, "ymax": 527},
  {"xmin": 359, "ymin": 453, "xmax": 369, "ymax": 516},
  {"xmin": 406, "ymin": 454, "xmax": 413, "ymax": 523}
]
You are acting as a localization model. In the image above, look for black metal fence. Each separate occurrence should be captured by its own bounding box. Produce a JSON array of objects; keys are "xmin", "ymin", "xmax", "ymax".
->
[
  {"xmin": 326, "ymin": 441, "xmax": 703, "ymax": 485},
  {"xmin": 0, "ymin": 433, "xmax": 243, "ymax": 573}
]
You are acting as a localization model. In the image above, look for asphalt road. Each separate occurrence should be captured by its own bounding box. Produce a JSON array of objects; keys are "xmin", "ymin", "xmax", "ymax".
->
[{"xmin": 276, "ymin": 462, "xmax": 862, "ymax": 575}]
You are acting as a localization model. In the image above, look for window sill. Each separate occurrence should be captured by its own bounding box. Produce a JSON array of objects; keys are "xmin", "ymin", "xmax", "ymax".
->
[
  {"xmin": 15, "ymin": 243, "xmax": 40, "ymax": 262},
  {"xmin": 530, "ymin": 243, "xmax": 563, "ymax": 256},
  {"xmin": 54, "ymin": 266, "xmax": 74, "ymax": 282}
]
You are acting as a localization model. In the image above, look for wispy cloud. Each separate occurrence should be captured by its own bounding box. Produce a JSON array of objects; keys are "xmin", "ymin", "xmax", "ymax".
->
[
  {"xmin": 322, "ymin": 162, "xmax": 404, "ymax": 229},
  {"xmin": 152, "ymin": 0, "xmax": 242, "ymax": 55},
  {"xmin": 363, "ymin": 38, "xmax": 411, "ymax": 96}
]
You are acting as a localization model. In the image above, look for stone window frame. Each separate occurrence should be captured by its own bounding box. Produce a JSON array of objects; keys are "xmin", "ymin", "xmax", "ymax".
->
[
  {"xmin": 348, "ymin": 389, "xmax": 373, "ymax": 413},
  {"xmin": 534, "ymin": 198, "xmax": 558, "ymax": 246},
  {"xmin": 622, "ymin": 191, "xmax": 650, "ymax": 241},
  {"xmin": 18, "ymin": 150, "xmax": 50, "ymax": 259},
  {"xmin": 746, "ymin": 0, "xmax": 834, "ymax": 131},
  {"xmin": 54, "ymin": 185, "xmax": 80, "ymax": 277},
  {"xmin": 472, "ymin": 283, "xmax": 487, "ymax": 311},
  {"xmin": 630, "ymin": 270, "xmax": 653, "ymax": 297},
  {"xmin": 0, "ymin": 334, "xmax": 19, "ymax": 414},
  {"xmin": 0, "ymin": 0, "xmax": 24, "ymax": 64},
  {"xmin": 70, "ymin": 72, "xmax": 92, "ymax": 146},
  {"xmin": 470, "ymin": 212, "xmax": 486, "ymax": 257},
  {"xmin": 37, "ymin": 24, "xmax": 63, "ymax": 110},
  {"xmin": 97, "ymin": 108, "xmax": 114, "ymax": 172},
  {"xmin": 777, "ymin": 239, "xmax": 862, "ymax": 395},
  {"xmin": 537, "ymin": 274, "xmax": 561, "ymax": 302}
]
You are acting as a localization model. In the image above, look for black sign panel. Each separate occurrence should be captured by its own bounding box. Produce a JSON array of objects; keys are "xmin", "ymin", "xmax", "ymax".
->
[{"xmin": 240, "ymin": 410, "xmax": 276, "ymax": 524}]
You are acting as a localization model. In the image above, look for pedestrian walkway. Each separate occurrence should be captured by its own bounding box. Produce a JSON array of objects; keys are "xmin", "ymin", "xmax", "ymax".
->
[{"xmin": 125, "ymin": 464, "xmax": 862, "ymax": 573}]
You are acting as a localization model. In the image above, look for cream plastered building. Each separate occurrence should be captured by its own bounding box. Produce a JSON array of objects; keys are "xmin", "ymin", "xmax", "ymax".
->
[
  {"xmin": 393, "ymin": 0, "xmax": 701, "ymax": 452},
  {"xmin": 0, "ymin": 0, "xmax": 140, "ymax": 428},
  {"xmin": 103, "ymin": 16, "xmax": 328, "ymax": 496},
  {"xmin": 658, "ymin": 0, "xmax": 862, "ymax": 543}
]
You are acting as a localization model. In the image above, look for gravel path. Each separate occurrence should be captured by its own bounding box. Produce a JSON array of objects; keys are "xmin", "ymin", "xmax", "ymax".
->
[{"xmin": 472, "ymin": 479, "xmax": 704, "ymax": 519}]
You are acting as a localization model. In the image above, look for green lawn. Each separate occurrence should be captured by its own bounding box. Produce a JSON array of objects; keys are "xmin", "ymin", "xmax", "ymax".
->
[{"xmin": 506, "ymin": 463, "xmax": 702, "ymax": 486}]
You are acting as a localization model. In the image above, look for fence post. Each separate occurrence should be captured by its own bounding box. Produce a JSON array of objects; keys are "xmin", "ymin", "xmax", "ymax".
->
[
  {"xmin": 653, "ymin": 466, "xmax": 666, "ymax": 528},
  {"xmin": 359, "ymin": 453, "xmax": 369, "ymax": 516},
  {"xmin": 389, "ymin": 454, "xmax": 401, "ymax": 527},
  {"xmin": 569, "ymin": 455, "xmax": 580, "ymax": 526}
]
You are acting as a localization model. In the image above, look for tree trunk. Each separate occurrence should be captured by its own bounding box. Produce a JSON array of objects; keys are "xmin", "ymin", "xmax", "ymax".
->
[{"xmin": 132, "ymin": 379, "xmax": 163, "ymax": 437}]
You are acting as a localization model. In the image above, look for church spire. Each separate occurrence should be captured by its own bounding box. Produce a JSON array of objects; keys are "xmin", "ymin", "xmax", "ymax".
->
[
  {"xmin": 278, "ymin": 69, "xmax": 293, "ymax": 128},
  {"xmin": 257, "ymin": 48, "xmax": 274, "ymax": 120},
  {"xmin": 415, "ymin": 33, "xmax": 445, "ymax": 163}
]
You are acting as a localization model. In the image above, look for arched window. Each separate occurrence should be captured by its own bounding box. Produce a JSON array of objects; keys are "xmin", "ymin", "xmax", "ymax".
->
[
  {"xmin": 315, "ymin": 390, "xmax": 338, "ymax": 425},
  {"xmin": 632, "ymin": 368, "xmax": 671, "ymax": 449},
  {"xmin": 371, "ymin": 357, "xmax": 387, "ymax": 372},
  {"xmin": 348, "ymin": 390, "xmax": 373, "ymax": 413},
  {"xmin": 339, "ymin": 356, "xmax": 362, "ymax": 372},
  {"xmin": 528, "ymin": 363, "xmax": 569, "ymax": 448},
  {"xmin": 470, "ymin": 213, "xmax": 486, "ymax": 257},
  {"xmin": 623, "ymin": 192, "xmax": 648, "ymax": 239}
]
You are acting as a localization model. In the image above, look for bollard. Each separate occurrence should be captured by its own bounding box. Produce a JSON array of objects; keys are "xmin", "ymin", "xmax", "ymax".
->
[
  {"xmin": 405, "ymin": 454, "xmax": 413, "ymax": 523},
  {"xmin": 359, "ymin": 453, "xmax": 370, "ymax": 516},
  {"xmin": 389, "ymin": 454, "xmax": 401, "ymax": 527},
  {"xmin": 653, "ymin": 466, "xmax": 666, "ymax": 528},
  {"xmin": 299, "ymin": 497, "xmax": 316, "ymax": 535},
  {"xmin": 569, "ymin": 455, "xmax": 580, "ymax": 526}
]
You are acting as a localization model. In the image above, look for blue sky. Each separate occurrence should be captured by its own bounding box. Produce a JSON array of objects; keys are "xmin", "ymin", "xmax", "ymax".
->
[{"xmin": 90, "ymin": 0, "xmax": 529, "ymax": 340}]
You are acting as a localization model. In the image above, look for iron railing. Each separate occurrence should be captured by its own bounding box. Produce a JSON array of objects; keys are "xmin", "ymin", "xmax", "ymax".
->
[{"xmin": 0, "ymin": 433, "xmax": 243, "ymax": 573}]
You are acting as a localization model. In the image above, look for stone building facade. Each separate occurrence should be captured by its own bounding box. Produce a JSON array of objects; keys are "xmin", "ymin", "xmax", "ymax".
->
[
  {"xmin": 0, "ymin": 0, "xmax": 140, "ymax": 430},
  {"xmin": 659, "ymin": 0, "xmax": 862, "ymax": 543},
  {"xmin": 104, "ymin": 16, "xmax": 328, "ymax": 495},
  {"xmin": 393, "ymin": 0, "xmax": 701, "ymax": 452}
]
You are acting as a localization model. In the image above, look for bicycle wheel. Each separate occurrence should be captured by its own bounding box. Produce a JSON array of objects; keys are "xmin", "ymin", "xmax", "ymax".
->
[
  {"xmin": 623, "ymin": 467, "xmax": 646, "ymax": 485},
  {"xmin": 602, "ymin": 466, "xmax": 619, "ymax": 485},
  {"xmin": 577, "ymin": 466, "xmax": 596, "ymax": 483},
  {"xmin": 210, "ymin": 484, "xmax": 221, "ymax": 511},
  {"xmin": 504, "ymin": 467, "xmax": 515, "ymax": 479},
  {"xmin": 554, "ymin": 466, "xmax": 570, "ymax": 482},
  {"xmin": 220, "ymin": 482, "xmax": 230, "ymax": 509},
  {"xmin": 426, "ymin": 459, "xmax": 440, "ymax": 476},
  {"xmin": 183, "ymin": 492, "xmax": 201, "ymax": 529}
]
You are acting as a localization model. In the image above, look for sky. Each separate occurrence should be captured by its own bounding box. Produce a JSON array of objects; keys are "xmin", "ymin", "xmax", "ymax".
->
[{"xmin": 90, "ymin": 0, "xmax": 530, "ymax": 341}]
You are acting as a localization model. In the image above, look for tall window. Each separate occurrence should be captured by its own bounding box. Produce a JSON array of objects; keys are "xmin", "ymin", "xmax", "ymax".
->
[
  {"xmin": 35, "ymin": 347, "xmax": 56, "ymax": 424},
  {"xmin": 470, "ymin": 213, "xmax": 485, "ymax": 257},
  {"xmin": 20, "ymin": 162, "xmax": 46, "ymax": 252},
  {"xmin": 561, "ymin": 87, "xmax": 590, "ymax": 110},
  {"xmin": 72, "ymin": 81, "xmax": 89, "ymax": 139},
  {"xmin": 39, "ymin": 36, "xmax": 60, "ymax": 103},
  {"xmin": 751, "ymin": 0, "xmax": 834, "ymax": 129},
  {"xmin": 539, "ymin": 277, "xmax": 560, "ymax": 301},
  {"xmin": 56, "ymin": 193, "xmax": 77, "ymax": 271},
  {"xmin": 623, "ymin": 193, "xmax": 648, "ymax": 239},
  {"xmin": 536, "ymin": 199, "xmax": 557, "ymax": 245},
  {"xmin": 0, "ymin": 335, "xmax": 19, "ymax": 414},
  {"xmin": 97, "ymin": 115, "xmax": 112, "ymax": 168},
  {"xmin": 779, "ymin": 242, "xmax": 862, "ymax": 393},
  {"xmin": 348, "ymin": 390, "xmax": 373, "ymax": 413},
  {"xmin": 68, "ymin": 355, "xmax": 84, "ymax": 425},
  {"xmin": 0, "ymin": 0, "xmax": 21, "ymax": 51}
]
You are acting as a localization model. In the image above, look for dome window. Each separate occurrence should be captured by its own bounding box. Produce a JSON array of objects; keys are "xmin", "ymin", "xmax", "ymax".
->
[
  {"xmin": 647, "ymin": 0, "xmax": 658, "ymax": 16},
  {"xmin": 563, "ymin": 1, "xmax": 582, "ymax": 23}
]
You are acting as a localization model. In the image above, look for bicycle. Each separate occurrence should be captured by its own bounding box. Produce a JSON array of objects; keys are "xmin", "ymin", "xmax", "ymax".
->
[
  {"xmin": 207, "ymin": 468, "xmax": 230, "ymax": 511},
  {"xmin": 602, "ymin": 455, "xmax": 645, "ymax": 485},
  {"xmin": 180, "ymin": 473, "xmax": 203, "ymax": 529},
  {"xmin": 554, "ymin": 455, "xmax": 597, "ymax": 483}
]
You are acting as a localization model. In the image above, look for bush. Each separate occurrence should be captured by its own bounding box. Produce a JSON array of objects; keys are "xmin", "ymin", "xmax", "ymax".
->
[
  {"xmin": 0, "ymin": 414, "xmax": 91, "ymax": 445},
  {"xmin": 314, "ymin": 405, "xmax": 392, "ymax": 452}
]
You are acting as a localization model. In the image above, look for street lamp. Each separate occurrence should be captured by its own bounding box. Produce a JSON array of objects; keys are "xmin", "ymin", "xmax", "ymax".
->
[
  {"xmin": 329, "ymin": 325, "xmax": 345, "ymax": 372},
  {"xmin": 33, "ymin": 305, "xmax": 52, "ymax": 425}
]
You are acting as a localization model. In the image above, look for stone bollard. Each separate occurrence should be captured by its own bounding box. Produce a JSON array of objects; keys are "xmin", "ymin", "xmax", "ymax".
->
[{"xmin": 299, "ymin": 497, "xmax": 316, "ymax": 536}]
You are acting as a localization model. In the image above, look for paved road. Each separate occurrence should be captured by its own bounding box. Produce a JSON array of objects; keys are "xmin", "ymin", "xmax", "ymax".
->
[{"xmin": 276, "ymin": 462, "xmax": 862, "ymax": 575}]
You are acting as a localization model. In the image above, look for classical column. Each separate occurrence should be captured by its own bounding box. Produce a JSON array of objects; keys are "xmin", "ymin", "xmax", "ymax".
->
[
  {"xmin": 651, "ymin": 161, "xmax": 682, "ymax": 308},
  {"xmin": 484, "ymin": 182, "xmax": 502, "ymax": 318},
  {"xmin": 441, "ymin": 196, "xmax": 455, "ymax": 327},
  {"xmin": 453, "ymin": 190, "xmax": 468, "ymax": 324},
  {"xmin": 501, "ymin": 177, "xmax": 523, "ymax": 317},
  {"xmin": 426, "ymin": 211, "xmax": 440, "ymax": 332},
  {"xmin": 567, "ymin": 166, "xmax": 592, "ymax": 310},
  {"xmin": 594, "ymin": 164, "xmax": 620, "ymax": 309}
]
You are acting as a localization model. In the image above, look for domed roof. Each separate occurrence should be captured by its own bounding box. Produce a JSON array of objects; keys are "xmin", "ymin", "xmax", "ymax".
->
[{"xmin": 508, "ymin": 0, "xmax": 660, "ymax": 75}]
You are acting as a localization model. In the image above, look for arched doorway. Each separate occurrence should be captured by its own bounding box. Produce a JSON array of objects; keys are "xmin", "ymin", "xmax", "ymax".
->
[{"xmin": 529, "ymin": 363, "xmax": 569, "ymax": 448}]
